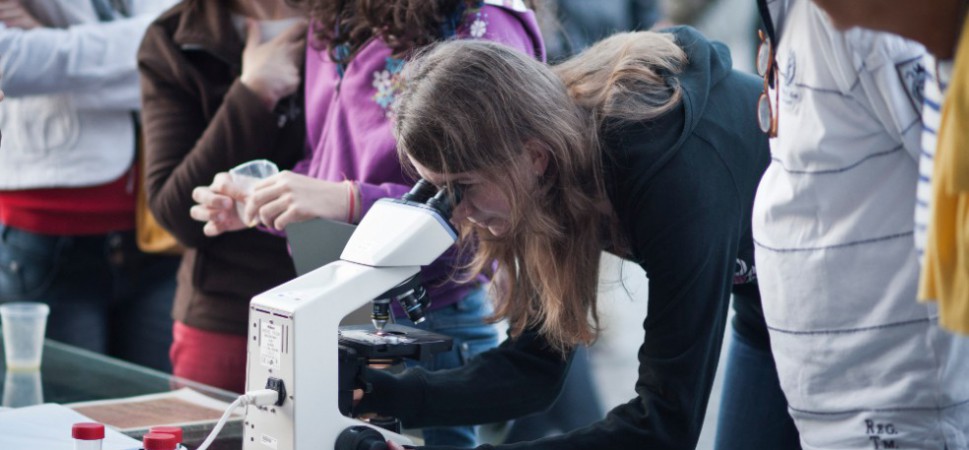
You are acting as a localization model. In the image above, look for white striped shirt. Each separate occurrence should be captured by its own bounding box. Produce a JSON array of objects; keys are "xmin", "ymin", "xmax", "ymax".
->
[{"xmin": 914, "ymin": 55, "xmax": 953, "ymax": 264}]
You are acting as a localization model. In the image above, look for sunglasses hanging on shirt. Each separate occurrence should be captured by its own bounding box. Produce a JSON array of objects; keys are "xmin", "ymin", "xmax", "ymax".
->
[
  {"xmin": 755, "ymin": 0, "xmax": 780, "ymax": 137},
  {"xmin": 756, "ymin": 29, "xmax": 779, "ymax": 137}
]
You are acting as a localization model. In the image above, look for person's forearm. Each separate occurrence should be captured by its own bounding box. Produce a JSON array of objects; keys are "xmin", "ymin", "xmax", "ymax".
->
[
  {"xmin": 0, "ymin": 15, "xmax": 154, "ymax": 107},
  {"xmin": 360, "ymin": 329, "xmax": 570, "ymax": 428},
  {"xmin": 144, "ymin": 79, "xmax": 285, "ymax": 247}
]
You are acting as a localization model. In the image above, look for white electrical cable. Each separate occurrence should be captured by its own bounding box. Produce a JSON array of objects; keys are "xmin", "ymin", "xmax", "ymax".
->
[{"xmin": 194, "ymin": 389, "xmax": 280, "ymax": 450}]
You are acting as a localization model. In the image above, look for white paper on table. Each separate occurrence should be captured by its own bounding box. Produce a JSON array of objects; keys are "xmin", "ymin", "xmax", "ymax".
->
[{"xmin": 0, "ymin": 403, "xmax": 141, "ymax": 450}]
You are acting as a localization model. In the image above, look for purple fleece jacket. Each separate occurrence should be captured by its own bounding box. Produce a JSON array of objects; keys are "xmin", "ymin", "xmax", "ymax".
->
[{"xmin": 297, "ymin": 2, "xmax": 545, "ymax": 310}]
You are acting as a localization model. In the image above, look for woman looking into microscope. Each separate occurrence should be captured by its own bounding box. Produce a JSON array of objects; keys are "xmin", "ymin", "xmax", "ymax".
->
[{"xmin": 360, "ymin": 28, "xmax": 773, "ymax": 449}]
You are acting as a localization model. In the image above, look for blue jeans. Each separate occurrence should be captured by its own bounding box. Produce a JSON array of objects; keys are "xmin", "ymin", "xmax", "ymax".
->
[
  {"xmin": 502, "ymin": 345, "xmax": 603, "ymax": 442},
  {"xmin": 715, "ymin": 325, "xmax": 801, "ymax": 450},
  {"xmin": 0, "ymin": 224, "xmax": 179, "ymax": 372},
  {"xmin": 395, "ymin": 287, "xmax": 500, "ymax": 447}
]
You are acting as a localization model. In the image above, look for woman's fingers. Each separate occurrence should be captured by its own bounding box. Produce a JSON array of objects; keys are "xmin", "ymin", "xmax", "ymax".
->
[
  {"xmin": 192, "ymin": 186, "xmax": 232, "ymax": 209},
  {"xmin": 212, "ymin": 172, "xmax": 247, "ymax": 199},
  {"xmin": 190, "ymin": 173, "xmax": 251, "ymax": 235},
  {"xmin": 189, "ymin": 204, "xmax": 216, "ymax": 222},
  {"xmin": 253, "ymin": 194, "xmax": 291, "ymax": 230}
]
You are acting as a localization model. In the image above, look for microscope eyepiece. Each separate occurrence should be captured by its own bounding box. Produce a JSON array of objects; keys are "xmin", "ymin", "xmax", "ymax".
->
[
  {"xmin": 401, "ymin": 179, "xmax": 438, "ymax": 204},
  {"xmin": 399, "ymin": 178, "xmax": 463, "ymax": 221},
  {"xmin": 425, "ymin": 185, "xmax": 462, "ymax": 220}
]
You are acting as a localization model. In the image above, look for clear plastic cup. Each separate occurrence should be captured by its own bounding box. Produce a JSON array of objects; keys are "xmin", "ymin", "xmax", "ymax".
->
[
  {"xmin": 0, "ymin": 302, "xmax": 50, "ymax": 370},
  {"xmin": 228, "ymin": 159, "xmax": 279, "ymax": 227}
]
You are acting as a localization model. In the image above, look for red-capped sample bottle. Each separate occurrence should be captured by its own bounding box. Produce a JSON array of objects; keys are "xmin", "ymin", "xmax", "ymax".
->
[
  {"xmin": 72, "ymin": 423, "xmax": 105, "ymax": 450},
  {"xmin": 142, "ymin": 432, "xmax": 177, "ymax": 450},
  {"xmin": 149, "ymin": 426, "xmax": 186, "ymax": 450}
]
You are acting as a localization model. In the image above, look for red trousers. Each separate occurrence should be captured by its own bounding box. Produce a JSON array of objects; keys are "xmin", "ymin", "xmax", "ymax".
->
[{"xmin": 170, "ymin": 321, "xmax": 247, "ymax": 393}]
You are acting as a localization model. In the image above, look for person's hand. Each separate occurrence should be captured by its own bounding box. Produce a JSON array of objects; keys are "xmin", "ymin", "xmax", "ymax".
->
[
  {"xmin": 239, "ymin": 18, "xmax": 307, "ymax": 111},
  {"xmin": 244, "ymin": 171, "xmax": 350, "ymax": 231},
  {"xmin": 0, "ymin": 0, "xmax": 43, "ymax": 29},
  {"xmin": 190, "ymin": 173, "xmax": 249, "ymax": 236},
  {"xmin": 352, "ymin": 381, "xmax": 410, "ymax": 450}
]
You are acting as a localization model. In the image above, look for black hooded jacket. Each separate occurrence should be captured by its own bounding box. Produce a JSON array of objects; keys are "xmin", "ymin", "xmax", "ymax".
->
[{"xmin": 359, "ymin": 26, "xmax": 771, "ymax": 449}]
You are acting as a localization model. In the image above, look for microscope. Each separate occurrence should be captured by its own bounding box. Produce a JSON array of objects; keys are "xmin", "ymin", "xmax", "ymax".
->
[{"xmin": 243, "ymin": 181, "xmax": 461, "ymax": 450}]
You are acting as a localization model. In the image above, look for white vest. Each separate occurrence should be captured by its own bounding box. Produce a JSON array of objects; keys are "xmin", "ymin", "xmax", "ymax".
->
[{"xmin": 0, "ymin": 0, "xmax": 174, "ymax": 189}]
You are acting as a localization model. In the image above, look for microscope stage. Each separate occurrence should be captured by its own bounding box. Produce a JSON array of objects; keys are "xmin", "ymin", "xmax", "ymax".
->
[{"xmin": 338, "ymin": 324, "xmax": 452, "ymax": 363}]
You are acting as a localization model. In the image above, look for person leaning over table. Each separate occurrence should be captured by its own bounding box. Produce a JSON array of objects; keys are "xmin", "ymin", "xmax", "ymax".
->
[{"xmin": 355, "ymin": 27, "xmax": 772, "ymax": 449}]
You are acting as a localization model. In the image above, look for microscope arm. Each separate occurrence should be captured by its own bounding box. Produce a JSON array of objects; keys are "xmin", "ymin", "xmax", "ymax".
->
[{"xmin": 357, "ymin": 328, "xmax": 572, "ymax": 428}]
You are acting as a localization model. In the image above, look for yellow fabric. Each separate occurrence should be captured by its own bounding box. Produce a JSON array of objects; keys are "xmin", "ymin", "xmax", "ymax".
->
[
  {"xmin": 918, "ymin": 19, "xmax": 969, "ymax": 334},
  {"xmin": 135, "ymin": 136, "xmax": 184, "ymax": 256}
]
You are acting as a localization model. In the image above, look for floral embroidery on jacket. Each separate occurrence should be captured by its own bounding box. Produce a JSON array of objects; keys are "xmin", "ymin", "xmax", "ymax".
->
[
  {"xmin": 462, "ymin": 4, "xmax": 488, "ymax": 39},
  {"xmin": 372, "ymin": 57, "xmax": 405, "ymax": 116},
  {"xmin": 469, "ymin": 16, "xmax": 487, "ymax": 38},
  {"xmin": 371, "ymin": 3, "xmax": 496, "ymax": 115}
]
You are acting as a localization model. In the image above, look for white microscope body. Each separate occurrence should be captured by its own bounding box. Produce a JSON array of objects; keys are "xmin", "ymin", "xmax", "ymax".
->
[{"xmin": 243, "ymin": 188, "xmax": 458, "ymax": 450}]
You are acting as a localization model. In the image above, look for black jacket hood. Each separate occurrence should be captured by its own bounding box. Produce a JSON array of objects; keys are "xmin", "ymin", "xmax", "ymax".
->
[
  {"xmin": 602, "ymin": 26, "xmax": 736, "ymax": 185},
  {"xmin": 666, "ymin": 25, "xmax": 735, "ymax": 144}
]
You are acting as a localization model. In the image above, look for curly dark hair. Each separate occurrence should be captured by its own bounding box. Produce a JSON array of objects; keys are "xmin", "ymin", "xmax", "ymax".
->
[{"xmin": 289, "ymin": 0, "xmax": 534, "ymax": 65}]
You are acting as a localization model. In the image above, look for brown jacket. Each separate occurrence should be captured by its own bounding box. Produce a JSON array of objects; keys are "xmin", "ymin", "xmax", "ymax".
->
[{"xmin": 138, "ymin": 2, "xmax": 304, "ymax": 334}]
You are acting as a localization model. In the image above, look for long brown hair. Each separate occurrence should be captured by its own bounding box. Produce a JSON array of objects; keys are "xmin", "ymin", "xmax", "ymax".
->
[
  {"xmin": 290, "ymin": 0, "xmax": 518, "ymax": 64},
  {"xmin": 395, "ymin": 32, "xmax": 686, "ymax": 353}
]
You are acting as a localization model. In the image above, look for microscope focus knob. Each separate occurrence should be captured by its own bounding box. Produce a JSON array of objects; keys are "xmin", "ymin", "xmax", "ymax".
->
[{"xmin": 334, "ymin": 426, "xmax": 390, "ymax": 450}]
